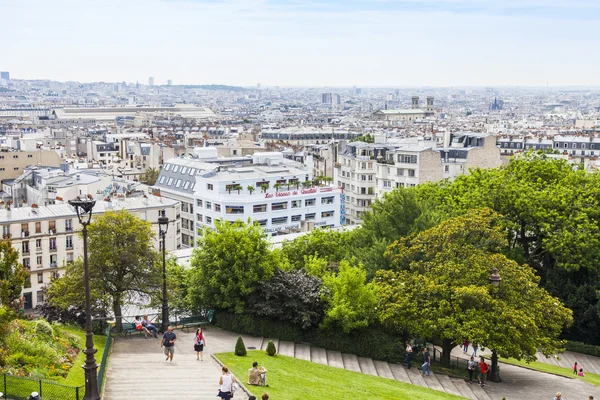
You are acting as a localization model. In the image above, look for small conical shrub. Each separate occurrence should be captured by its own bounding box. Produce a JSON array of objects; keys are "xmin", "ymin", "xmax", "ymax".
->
[
  {"xmin": 266, "ymin": 340, "xmax": 277, "ymax": 356},
  {"xmin": 235, "ymin": 336, "xmax": 247, "ymax": 356}
]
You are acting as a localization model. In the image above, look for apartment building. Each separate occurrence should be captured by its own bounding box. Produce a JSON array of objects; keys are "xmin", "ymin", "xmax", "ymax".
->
[
  {"xmin": 336, "ymin": 133, "xmax": 501, "ymax": 224},
  {"xmin": 0, "ymin": 150, "xmax": 63, "ymax": 181},
  {"xmin": 0, "ymin": 196, "xmax": 180, "ymax": 310},
  {"xmin": 498, "ymin": 135, "xmax": 600, "ymax": 159}
]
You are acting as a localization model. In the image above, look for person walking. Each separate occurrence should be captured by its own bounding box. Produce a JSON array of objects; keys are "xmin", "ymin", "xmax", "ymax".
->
[
  {"xmin": 472, "ymin": 343, "xmax": 479, "ymax": 357},
  {"xmin": 421, "ymin": 347, "xmax": 431, "ymax": 376},
  {"xmin": 463, "ymin": 339, "xmax": 470, "ymax": 353},
  {"xmin": 217, "ymin": 366, "xmax": 237, "ymax": 400},
  {"xmin": 478, "ymin": 357, "xmax": 489, "ymax": 388},
  {"xmin": 194, "ymin": 328, "xmax": 206, "ymax": 361},
  {"xmin": 404, "ymin": 341, "xmax": 413, "ymax": 369},
  {"xmin": 573, "ymin": 361, "xmax": 578, "ymax": 375},
  {"xmin": 467, "ymin": 356, "xmax": 476, "ymax": 383},
  {"xmin": 160, "ymin": 326, "xmax": 177, "ymax": 362}
]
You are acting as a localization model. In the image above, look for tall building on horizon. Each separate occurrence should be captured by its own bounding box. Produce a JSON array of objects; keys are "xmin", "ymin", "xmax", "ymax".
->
[
  {"xmin": 149, "ymin": 77, "xmax": 154, "ymax": 86},
  {"xmin": 167, "ymin": 79, "xmax": 172, "ymax": 86},
  {"xmin": 0, "ymin": 71, "xmax": 9, "ymax": 80}
]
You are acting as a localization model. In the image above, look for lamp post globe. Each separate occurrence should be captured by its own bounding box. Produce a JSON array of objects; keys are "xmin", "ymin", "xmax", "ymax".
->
[
  {"xmin": 68, "ymin": 196, "xmax": 100, "ymax": 400},
  {"xmin": 158, "ymin": 211, "xmax": 170, "ymax": 334}
]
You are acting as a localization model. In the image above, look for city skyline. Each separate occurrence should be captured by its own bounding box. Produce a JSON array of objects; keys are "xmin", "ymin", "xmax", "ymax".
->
[{"xmin": 2, "ymin": 0, "xmax": 600, "ymax": 86}]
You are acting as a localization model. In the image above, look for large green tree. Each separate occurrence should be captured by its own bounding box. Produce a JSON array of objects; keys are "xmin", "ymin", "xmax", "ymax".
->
[
  {"xmin": 188, "ymin": 219, "xmax": 277, "ymax": 313},
  {"xmin": 376, "ymin": 209, "xmax": 573, "ymax": 365},
  {"xmin": 0, "ymin": 239, "xmax": 27, "ymax": 308},
  {"xmin": 47, "ymin": 210, "xmax": 159, "ymax": 330}
]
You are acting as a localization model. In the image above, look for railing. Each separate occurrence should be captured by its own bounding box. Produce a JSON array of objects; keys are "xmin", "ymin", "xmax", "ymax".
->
[
  {"xmin": 1, "ymin": 373, "xmax": 83, "ymax": 400},
  {"xmin": 97, "ymin": 324, "xmax": 114, "ymax": 396}
]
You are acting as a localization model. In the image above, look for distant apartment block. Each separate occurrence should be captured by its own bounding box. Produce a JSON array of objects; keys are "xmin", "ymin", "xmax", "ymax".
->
[{"xmin": 373, "ymin": 96, "xmax": 435, "ymax": 122}]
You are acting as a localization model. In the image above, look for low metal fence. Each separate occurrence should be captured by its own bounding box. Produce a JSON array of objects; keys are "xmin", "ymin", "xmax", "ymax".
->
[
  {"xmin": 97, "ymin": 323, "xmax": 114, "ymax": 395},
  {"xmin": 1, "ymin": 374, "xmax": 83, "ymax": 400}
]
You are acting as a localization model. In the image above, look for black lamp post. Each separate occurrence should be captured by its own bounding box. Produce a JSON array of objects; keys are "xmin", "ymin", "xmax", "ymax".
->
[
  {"xmin": 488, "ymin": 267, "xmax": 502, "ymax": 383},
  {"xmin": 69, "ymin": 196, "xmax": 100, "ymax": 400},
  {"xmin": 158, "ymin": 210, "xmax": 170, "ymax": 334}
]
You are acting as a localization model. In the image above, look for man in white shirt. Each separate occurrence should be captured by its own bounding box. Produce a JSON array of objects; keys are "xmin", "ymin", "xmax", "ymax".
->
[{"xmin": 404, "ymin": 341, "xmax": 413, "ymax": 369}]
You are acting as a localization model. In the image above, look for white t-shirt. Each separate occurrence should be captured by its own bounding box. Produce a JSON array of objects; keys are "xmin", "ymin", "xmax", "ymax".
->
[
  {"xmin": 468, "ymin": 360, "xmax": 475, "ymax": 370},
  {"xmin": 406, "ymin": 345, "xmax": 412, "ymax": 353},
  {"xmin": 221, "ymin": 373, "xmax": 233, "ymax": 392}
]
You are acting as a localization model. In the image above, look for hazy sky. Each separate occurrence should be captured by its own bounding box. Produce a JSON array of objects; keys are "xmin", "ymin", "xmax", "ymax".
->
[{"xmin": 2, "ymin": 0, "xmax": 599, "ymax": 86}]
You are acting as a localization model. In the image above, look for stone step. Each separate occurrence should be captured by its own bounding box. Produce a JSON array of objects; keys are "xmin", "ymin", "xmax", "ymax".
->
[
  {"xmin": 342, "ymin": 353, "xmax": 362, "ymax": 373},
  {"xmin": 295, "ymin": 343, "xmax": 311, "ymax": 361},
  {"xmin": 358, "ymin": 357, "xmax": 378, "ymax": 376},
  {"xmin": 436, "ymin": 374, "xmax": 463, "ymax": 397},
  {"xmin": 389, "ymin": 362, "xmax": 411, "ymax": 384},
  {"xmin": 326, "ymin": 350, "xmax": 344, "ymax": 369},
  {"xmin": 310, "ymin": 346, "xmax": 328, "ymax": 366},
  {"xmin": 278, "ymin": 340, "xmax": 295, "ymax": 357},
  {"xmin": 536, "ymin": 351, "xmax": 560, "ymax": 367},
  {"xmin": 373, "ymin": 360, "xmax": 395, "ymax": 380},
  {"xmin": 422, "ymin": 372, "xmax": 446, "ymax": 393},
  {"xmin": 241, "ymin": 334, "xmax": 262, "ymax": 350},
  {"xmin": 469, "ymin": 383, "xmax": 493, "ymax": 400},
  {"xmin": 404, "ymin": 365, "xmax": 427, "ymax": 387},
  {"xmin": 451, "ymin": 377, "xmax": 478, "ymax": 400},
  {"xmin": 576, "ymin": 353, "xmax": 600, "ymax": 375}
]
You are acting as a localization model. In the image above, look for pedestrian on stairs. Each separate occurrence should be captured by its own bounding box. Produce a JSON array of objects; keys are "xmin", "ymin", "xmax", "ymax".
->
[
  {"xmin": 478, "ymin": 357, "xmax": 489, "ymax": 388},
  {"xmin": 467, "ymin": 356, "xmax": 475, "ymax": 383},
  {"xmin": 404, "ymin": 341, "xmax": 413, "ymax": 369},
  {"xmin": 421, "ymin": 347, "xmax": 431, "ymax": 376}
]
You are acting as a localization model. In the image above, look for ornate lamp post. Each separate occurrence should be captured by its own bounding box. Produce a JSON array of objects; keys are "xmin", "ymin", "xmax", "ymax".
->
[
  {"xmin": 69, "ymin": 196, "xmax": 100, "ymax": 400},
  {"xmin": 488, "ymin": 267, "xmax": 502, "ymax": 382},
  {"xmin": 158, "ymin": 210, "xmax": 170, "ymax": 334}
]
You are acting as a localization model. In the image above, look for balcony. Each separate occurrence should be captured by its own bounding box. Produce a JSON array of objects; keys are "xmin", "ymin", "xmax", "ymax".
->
[
  {"xmin": 50, "ymin": 262, "xmax": 57, "ymax": 268},
  {"xmin": 2, "ymin": 233, "xmax": 11, "ymax": 240},
  {"xmin": 21, "ymin": 230, "xmax": 30, "ymax": 238},
  {"xmin": 22, "ymin": 249, "xmax": 30, "ymax": 256},
  {"xmin": 36, "ymin": 247, "xmax": 43, "ymax": 253},
  {"xmin": 66, "ymin": 245, "xmax": 73, "ymax": 250},
  {"xmin": 49, "ymin": 247, "xmax": 57, "ymax": 253},
  {"xmin": 65, "ymin": 227, "xmax": 73, "ymax": 232}
]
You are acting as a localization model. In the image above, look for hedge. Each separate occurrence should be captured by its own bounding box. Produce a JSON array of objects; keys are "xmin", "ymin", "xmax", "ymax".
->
[
  {"xmin": 565, "ymin": 341, "xmax": 600, "ymax": 357},
  {"xmin": 213, "ymin": 310, "xmax": 406, "ymax": 364}
]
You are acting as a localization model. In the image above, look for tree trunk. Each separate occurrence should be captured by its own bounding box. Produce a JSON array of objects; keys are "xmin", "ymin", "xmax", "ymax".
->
[
  {"xmin": 113, "ymin": 297, "xmax": 123, "ymax": 332},
  {"xmin": 441, "ymin": 339, "xmax": 453, "ymax": 366}
]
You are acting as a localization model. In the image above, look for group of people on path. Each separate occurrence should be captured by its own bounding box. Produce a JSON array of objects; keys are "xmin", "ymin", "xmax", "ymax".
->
[
  {"xmin": 573, "ymin": 361, "xmax": 586, "ymax": 377},
  {"xmin": 403, "ymin": 341, "xmax": 432, "ymax": 377}
]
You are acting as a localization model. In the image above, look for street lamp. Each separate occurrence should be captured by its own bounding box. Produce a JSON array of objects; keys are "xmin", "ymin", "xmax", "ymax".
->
[
  {"xmin": 488, "ymin": 267, "xmax": 502, "ymax": 383},
  {"xmin": 158, "ymin": 210, "xmax": 170, "ymax": 334},
  {"xmin": 69, "ymin": 196, "xmax": 100, "ymax": 400}
]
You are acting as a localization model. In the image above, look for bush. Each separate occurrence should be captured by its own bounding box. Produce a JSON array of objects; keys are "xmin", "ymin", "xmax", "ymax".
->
[
  {"xmin": 266, "ymin": 340, "xmax": 277, "ymax": 356},
  {"xmin": 35, "ymin": 320, "xmax": 54, "ymax": 338},
  {"xmin": 565, "ymin": 341, "xmax": 600, "ymax": 357},
  {"xmin": 214, "ymin": 310, "xmax": 404, "ymax": 363},
  {"xmin": 235, "ymin": 336, "xmax": 247, "ymax": 356}
]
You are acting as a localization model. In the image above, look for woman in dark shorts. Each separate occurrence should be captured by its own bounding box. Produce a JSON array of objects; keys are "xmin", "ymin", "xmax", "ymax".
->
[{"xmin": 194, "ymin": 328, "xmax": 206, "ymax": 361}]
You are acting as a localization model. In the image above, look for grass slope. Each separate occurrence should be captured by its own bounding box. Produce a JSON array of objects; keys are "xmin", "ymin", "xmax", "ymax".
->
[
  {"xmin": 216, "ymin": 351, "xmax": 465, "ymax": 400},
  {"xmin": 499, "ymin": 357, "xmax": 600, "ymax": 387}
]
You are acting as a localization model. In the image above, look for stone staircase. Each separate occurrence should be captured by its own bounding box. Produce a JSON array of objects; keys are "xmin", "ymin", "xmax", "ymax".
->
[{"xmin": 258, "ymin": 338, "xmax": 492, "ymax": 400}]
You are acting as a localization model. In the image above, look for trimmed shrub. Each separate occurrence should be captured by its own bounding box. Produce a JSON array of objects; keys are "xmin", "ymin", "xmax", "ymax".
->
[
  {"xmin": 235, "ymin": 336, "xmax": 247, "ymax": 356},
  {"xmin": 35, "ymin": 320, "xmax": 54, "ymax": 337},
  {"xmin": 266, "ymin": 340, "xmax": 277, "ymax": 356},
  {"xmin": 565, "ymin": 341, "xmax": 600, "ymax": 357}
]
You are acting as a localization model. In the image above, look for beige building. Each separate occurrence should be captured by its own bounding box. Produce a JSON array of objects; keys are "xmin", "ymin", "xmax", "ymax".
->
[
  {"xmin": 0, "ymin": 196, "xmax": 181, "ymax": 310},
  {"xmin": 372, "ymin": 96, "xmax": 436, "ymax": 122},
  {"xmin": 0, "ymin": 150, "xmax": 63, "ymax": 182}
]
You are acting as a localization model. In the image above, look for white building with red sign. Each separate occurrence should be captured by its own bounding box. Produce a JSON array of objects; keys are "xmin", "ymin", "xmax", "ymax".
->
[{"xmin": 193, "ymin": 152, "xmax": 343, "ymax": 235}]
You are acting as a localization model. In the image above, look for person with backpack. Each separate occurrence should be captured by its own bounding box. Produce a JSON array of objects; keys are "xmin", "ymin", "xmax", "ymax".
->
[
  {"xmin": 194, "ymin": 328, "xmax": 206, "ymax": 361},
  {"xmin": 467, "ymin": 356, "xmax": 476, "ymax": 383}
]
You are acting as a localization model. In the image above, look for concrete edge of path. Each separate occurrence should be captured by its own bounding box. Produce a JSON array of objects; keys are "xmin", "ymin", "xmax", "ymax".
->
[
  {"xmin": 212, "ymin": 353, "xmax": 256, "ymax": 398},
  {"xmin": 498, "ymin": 359, "xmax": 580, "ymax": 381}
]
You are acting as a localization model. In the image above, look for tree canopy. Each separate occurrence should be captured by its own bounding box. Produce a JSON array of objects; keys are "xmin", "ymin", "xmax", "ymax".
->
[
  {"xmin": 0, "ymin": 239, "xmax": 27, "ymax": 308},
  {"xmin": 377, "ymin": 209, "xmax": 573, "ymax": 364}
]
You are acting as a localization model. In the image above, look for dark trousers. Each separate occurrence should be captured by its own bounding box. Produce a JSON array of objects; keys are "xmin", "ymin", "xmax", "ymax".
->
[
  {"xmin": 468, "ymin": 369, "xmax": 474, "ymax": 381},
  {"xmin": 404, "ymin": 353, "xmax": 412, "ymax": 368}
]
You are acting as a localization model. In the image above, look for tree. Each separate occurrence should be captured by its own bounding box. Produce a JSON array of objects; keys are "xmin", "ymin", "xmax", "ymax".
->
[
  {"xmin": 274, "ymin": 183, "xmax": 281, "ymax": 192},
  {"xmin": 246, "ymin": 269, "xmax": 324, "ymax": 329},
  {"xmin": 47, "ymin": 210, "xmax": 160, "ymax": 330},
  {"xmin": 321, "ymin": 261, "xmax": 378, "ymax": 333},
  {"xmin": 0, "ymin": 239, "xmax": 27, "ymax": 308},
  {"xmin": 139, "ymin": 168, "xmax": 160, "ymax": 185},
  {"xmin": 376, "ymin": 209, "xmax": 573, "ymax": 365},
  {"xmin": 247, "ymin": 185, "xmax": 255, "ymax": 195},
  {"xmin": 266, "ymin": 340, "xmax": 277, "ymax": 356},
  {"xmin": 188, "ymin": 219, "xmax": 277, "ymax": 313},
  {"xmin": 281, "ymin": 228, "xmax": 349, "ymax": 271},
  {"xmin": 235, "ymin": 335, "xmax": 247, "ymax": 356}
]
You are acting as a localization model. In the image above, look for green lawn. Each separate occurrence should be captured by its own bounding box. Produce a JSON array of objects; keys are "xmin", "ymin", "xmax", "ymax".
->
[
  {"xmin": 499, "ymin": 357, "xmax": 600, "ymax": 387},
  {"xmin": 58, "ymin": 326, "xmax": 109, "ymax": 387},
  {"xmin": 216, "ymin": 351, "xmax": 465, "ymax": 400}
]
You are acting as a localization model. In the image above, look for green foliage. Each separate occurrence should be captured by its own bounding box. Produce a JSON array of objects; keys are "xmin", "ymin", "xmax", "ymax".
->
[
  {"xmin": 266, "ymin": 340, "xmax": 277, "ymax": 356},
  {"xmin": 321, "ymin": 261, "xmax": 378, "ymax": 333},
  {"xmin": 47, "ymin": 210, "xmax": 159, "ymax": 330},
  {"xmin": 281, "ymin": 228, "xmax": 349, "ymax": 271},
  {"xmin": 34, "ymin": 320, "xmax": 54, "ymax": 338},
  {"xmin": 565, "ymin": 341, "xmax": 600, "ymax": 357},
  {"xmin": 189, "ymin": 219, "xmax": 277, "ymax": 313},
  {"xmin": 139, "ymin": 168, "xmax": 160, "ymax": 185},
  {"xmin": 377, "ymin": 209, "xmax": 573, "ymax": 364},
  {"xmin": 235, "ymin": 335, "xmax": 247, "ymax": 356},
  {"xmin": 0, "ymin": 239, "xmax": 27, "ymax": 308},
  {"xmin": 349, "ymin": 134, "xmax": 375, "ymax": 143}
]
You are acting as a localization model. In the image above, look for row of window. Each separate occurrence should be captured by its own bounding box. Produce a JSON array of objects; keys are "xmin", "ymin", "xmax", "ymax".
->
[
  {"xmin": 197, "ymin": 211, "xmax": 336, "ymax": 226},
  {"xmin": 158, "ymin": 175, "xmax": 196, "ymax": 190},
  {"xmin": 5, "ymin": 220, "xmax": 73, "ymax": 237},
  {"xmin": 22, "ymin": 253, "xmax": 64, "ymax": 269},
  {"xmin": 0, "ymin": 154, "xmax": 33, "ymax": 159},
  {"xmin": 21, "ymin": 236, "xmax": 73, "ymax": 253},
  {"xmin": 194, "ymin": 197, "xmax": 336, "ymax": 214}
]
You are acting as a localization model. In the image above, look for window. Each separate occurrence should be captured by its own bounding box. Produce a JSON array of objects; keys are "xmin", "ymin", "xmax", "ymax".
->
[
  {"xmin": 271, "ymin": 216, "xmax": 288, "ymax": 225},
  {"xmin": 397, "ymin": 168, "xmax": 404, "ymax": 176},
  {"xmin": 215, "ymin": 204, "xmax": 221, "ymax": 212},
  {"xmin": 189, "ymin": 168, "xmax": 196, "ymax": 176},
  {"xmin": 159, "ymin": 176, "xmax": 165, "ymax": 184},
  {"xmin": 305, "ymin": 198, "xmax": 316, "ymax": 207},
  {"xmin": 321, "ymin": 196, "xmax": 334, "ymax": 205},
  {"xmin": 207, "ymin": 184, "xmax": 214, "ymax": 190},
  {"xmin": 23, "ymin": 258, "xmax": 30, "ymax": 269},
  {"xmin": 49, "ymin": 238, "xmax": 57, "ymax": 250},
  {"xmin": 271, "ymin": 202, "xmax": 288, "ymax": 211},
  {"xmin": 183, "ymin": 181, "xmax": 190, "ymax": 190},
  {"xmin": 167, "ymin": 177, "xmax": 173, "ymax": 186},
  {"xmin": 397, "ymin": 154, "xmax": 417, "ymax": 163},
  {"xmin": 175, "ymin": 179, "xmax": 182, "ymax": 188},
  {"xmin": 197, "ymin": 214, "xmax": 203, "ymax": 222},
  {"xmin": 65, "ymin": 219, "xmax": 72, "ymax": 231},
  {"xmin": 37, "ymin": 273, "xmax": 44, "ymax": 284},
  {"xmin": 383, "ymin": 180, "xmax": 391, "ymax": 188},
  {"xmin": 206, "ymin": 202, "xmax": 212, "ymax": 210},
  {"xmin": 13, "ymin": 155, "xmax": 18, "ymax": 159},
  {"xmin": 445, "ymin": 165, "xmax": 449, "ymax": 172},
  {"xmin": 37, "ymin": 290, "xmax": 44, "ymax": 303},
  {"xmin": 197, "ymin": 199, "xmax": 203, "ymax": 207},
  {"xmin": 292, "ymin": 215, "xmax": 301, "ymax": 222},
  {"xmin": 14, "ymin": 167, "xmax": 18, "ymax": 171},
  {"xmin": 305, "ymin": 213, "xmax": 316, "ymax": 221},
  {"xmin": 254, "ymin": 204, "xmax": 267, "ymax": 213},
  {"xmin": 28, "ymin": 154, "xmax": 33, "ymax": 158},
  {"xmin": 165, "ymin": 164, "xmax": 172, "ymax": 171},
  {"xmin": 50, "ymin": 255, "xmax": 57, "ymax": 267},
  {"xmin": 226, "ymin": 205, "xmax": 244, "ymax": 214},
  {"xmin": 22, "ymin": 241, "xmax": 29, "ymax": 254},
  {"xmin": 182, "ymin": 203, "xmax": 189, "ymax": 213},
  {"xmin": 37, "ymin": 256, "xmax": 42, "ymax": 266},
  {"xmin": 256, "ymin": 181, "xmax": 270, "ymax": 187},
  {"xmin": 181, "ymin": 167, "xmax": 188, "ymax": 174},
  {"xmin": 206, "ymin": 216, "xmax": 212, "ymax": 224},
  {"xmin": 66, "ymin": 236, "xmax": 73, "ymax": 249},
  {"xmin": 173, "ymin": 166, "xmax": 180, "ymax": 173},
  {"xmin": 322, "ymin": 211, "xmax": 334, "ymax": 218},
  {"xmin": 291, "ymin": 200, "xmax": 301, "ymax": 208},
  {"xmin": 257, "ymin": 219, "xmax": 268, "ymax": 227},
  {"xmin": 408, "ymin": 169, "xmax": 415, "ymax": 177}
]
